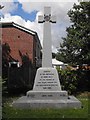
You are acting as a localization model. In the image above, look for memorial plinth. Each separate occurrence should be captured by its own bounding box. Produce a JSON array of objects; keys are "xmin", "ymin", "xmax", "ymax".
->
[
  {"xmin": 13, "ymin": 67, "xmax": 81, "ymax": 109},
  {"xmin": 33, "ymin": 68, "xmax": 61, "ymax": 91},
  {"xmin": 13, "ymin": 7, "xmax": 81, "ymax": 109},
  {"xmin": 27, "ymin": 67, "xmax": 67, "ymax": 100}
]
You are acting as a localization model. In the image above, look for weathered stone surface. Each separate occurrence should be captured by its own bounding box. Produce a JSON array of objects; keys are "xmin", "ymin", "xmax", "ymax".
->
[
  {"xmin": 12, "ymin": 7, "xmax": 81, "ymax": 109},
  {"xmin": 13, "ymin": 96, "xmax": 81, "ymax": 109},
  {"xmin": 27, "ymin": 91, "xmax": 68, "ymax": 100},
  {"xmin": 32, "ymin": 68, "xmax": 61, "ymax": 91}
]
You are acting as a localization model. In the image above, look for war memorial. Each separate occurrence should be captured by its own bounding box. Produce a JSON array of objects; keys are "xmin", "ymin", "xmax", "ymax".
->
[{"xmin": 13, "ymin": 7, "xmax": 81, "ymax": 109}]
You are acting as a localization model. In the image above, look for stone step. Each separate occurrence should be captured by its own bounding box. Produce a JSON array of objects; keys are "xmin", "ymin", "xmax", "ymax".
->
[
  {"xmin": 26, "ymin": 91, "xmax": 68, "ymax": 100},
  {"xmin": 13, "ymin": 96, "xmax": 81, "ymax": 109}
]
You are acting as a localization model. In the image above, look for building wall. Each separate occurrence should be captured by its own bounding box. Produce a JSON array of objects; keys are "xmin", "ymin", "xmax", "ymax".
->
[
  {"xmin": 1, "ymin": 23, "xmax": 42, "ymax": 90},
  {"xmin": 35, "ymin": 35, "xmax": 42, "ymax": 67},
  {"xmin": 2, "ymin": 26, "xmax": 35, "ymax": 65}
]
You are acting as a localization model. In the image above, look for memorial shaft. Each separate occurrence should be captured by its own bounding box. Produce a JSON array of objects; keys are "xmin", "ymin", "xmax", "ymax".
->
[
  {"xmin": 38, "ymin": 7, "xmax": 56, "ymax": 67},
  {"xmin": 43, "ymin": 20, "xmax": 52, "ymax": 67}
]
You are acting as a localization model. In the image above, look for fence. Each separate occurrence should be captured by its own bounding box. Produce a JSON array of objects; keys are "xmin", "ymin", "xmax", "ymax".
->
[{"xmin": 7, "ymin": 63, "xmax": 36, "ymax": 93}]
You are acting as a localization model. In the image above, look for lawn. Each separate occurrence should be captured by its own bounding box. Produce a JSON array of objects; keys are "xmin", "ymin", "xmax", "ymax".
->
[{"xmin": 2, "ymin": 92, "xmax": 89, "ymax": 119}]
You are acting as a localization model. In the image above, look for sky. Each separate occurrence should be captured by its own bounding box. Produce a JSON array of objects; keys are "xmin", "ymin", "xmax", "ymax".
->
[{"xmin": 0, "ymin": 0, "xmax": 80, "ymax": 53}]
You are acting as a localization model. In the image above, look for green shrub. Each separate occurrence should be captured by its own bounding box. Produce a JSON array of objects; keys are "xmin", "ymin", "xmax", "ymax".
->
[
  {"xmin": 57, "ymin": 67, "xmax": 89, "ymax": 95},
  {"xmin": 57, "ymin": 68, "xmax": 78, "ymax": 95},
  {"xmin": 2, "ymin": 78, "xmax": 8, "ymax": 95}
]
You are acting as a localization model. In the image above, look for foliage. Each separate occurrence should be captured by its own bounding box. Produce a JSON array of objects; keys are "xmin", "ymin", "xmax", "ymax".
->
[
  {"xmin": 2, "ymin": 78, "xmax": 8, "ymax": 95},
  {"xmin": 57, "ymin": 2, "xmax": 90, "ymax": 65},
  {"xmin": 0, "ymin": 76, "xmax": 1, "ymax": 88},
  {"xmin": 2, "ymin": 43, "xmax": 35, "ymax": 94},
  {"xmin": 52, "ymin": 52, "xmax": 56, "ymax": 58},
  {"xmin": 76, "ymin": 69, "xmax": 89, "ymax": 92},
  {"xmin": 57, "ymin": 67, "xmax": 89, "ymax": 94},
  {"xmin": 2, "ymin": 43, "xmax": 16, "ymax": 69},
  {"xmin": 57, "ymin": 68, "xmax": 78, "ymax": 95},
  {"xmin": 2, "ymin": 43, "xmax": 11, "ymax": 65},
  {"xmin": 0, "ymin": 76, "xmax": 8, "ymax": 96}
]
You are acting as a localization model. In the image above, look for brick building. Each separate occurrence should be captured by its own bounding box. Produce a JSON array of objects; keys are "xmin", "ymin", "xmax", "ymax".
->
[
  {"xmin": 1, "ymin": 22, "xmax": 42, "ymax": 68},
  {"xmin": 0, "ymin": 22, "xmax": 42, "ymax": 90}
]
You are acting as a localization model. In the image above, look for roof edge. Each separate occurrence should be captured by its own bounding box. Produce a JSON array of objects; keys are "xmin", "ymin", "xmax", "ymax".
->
[{"xmin": 0, "ymin": 22, "xmax": 36, "ymax": 36}]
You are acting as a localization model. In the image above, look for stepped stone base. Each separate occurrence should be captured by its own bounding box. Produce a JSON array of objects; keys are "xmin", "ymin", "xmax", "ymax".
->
[
  {"xmin": 13, "ymin": 95, "xmax": 81, "ymax": 109},
  {"xmin": 12, "ymin": 67, "xmax": 81, "ymax": 109},
  {"xmin": 27, "ymin": 91, "xmax": 68, "ymax": 100}
]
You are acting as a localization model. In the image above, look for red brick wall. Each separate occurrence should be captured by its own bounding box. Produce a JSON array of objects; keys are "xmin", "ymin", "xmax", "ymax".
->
[{"xmin": 1, "ymin": 27, "xmax": 36, "ymax": 65}]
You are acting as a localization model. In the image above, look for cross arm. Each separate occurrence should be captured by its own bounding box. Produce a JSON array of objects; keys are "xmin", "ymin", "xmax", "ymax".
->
[
  {"xmin": 38, "ymin": 16, "xmax": 44, "ymax": 23},
  {"xmin": 50, "ymin": 16, "xmax": 56, "ymax": 23}
]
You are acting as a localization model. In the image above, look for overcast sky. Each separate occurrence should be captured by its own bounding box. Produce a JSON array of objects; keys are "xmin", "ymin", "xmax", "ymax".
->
[{"xmin": 0, "ymin": 0, "xmax": 80, "ymax": 53}]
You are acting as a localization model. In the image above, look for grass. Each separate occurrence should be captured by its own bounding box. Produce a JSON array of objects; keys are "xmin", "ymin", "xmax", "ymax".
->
[{"xmin": 2, "ymin": 92, "xmax": 89, "ymax": 119}]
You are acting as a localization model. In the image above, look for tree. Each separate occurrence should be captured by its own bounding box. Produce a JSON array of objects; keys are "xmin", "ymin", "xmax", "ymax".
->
[
  {"xmin": 52, "ymin": 52, "xmax": 56, "ymax": 58},
  {"xmin": 57, "ymin": 2, "xmax": 90, "ymax": 65}
]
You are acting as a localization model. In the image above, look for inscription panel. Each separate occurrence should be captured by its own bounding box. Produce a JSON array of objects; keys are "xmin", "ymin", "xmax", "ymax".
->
[{"xmin": 33, "ymin": 68, "xmax": 61, "ymax": 91}]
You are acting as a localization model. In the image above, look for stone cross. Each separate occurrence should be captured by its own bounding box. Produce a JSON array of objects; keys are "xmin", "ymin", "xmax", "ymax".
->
[{"xmin": 38, "ymin": 7, "xmax": 56, "ymax": 67}]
